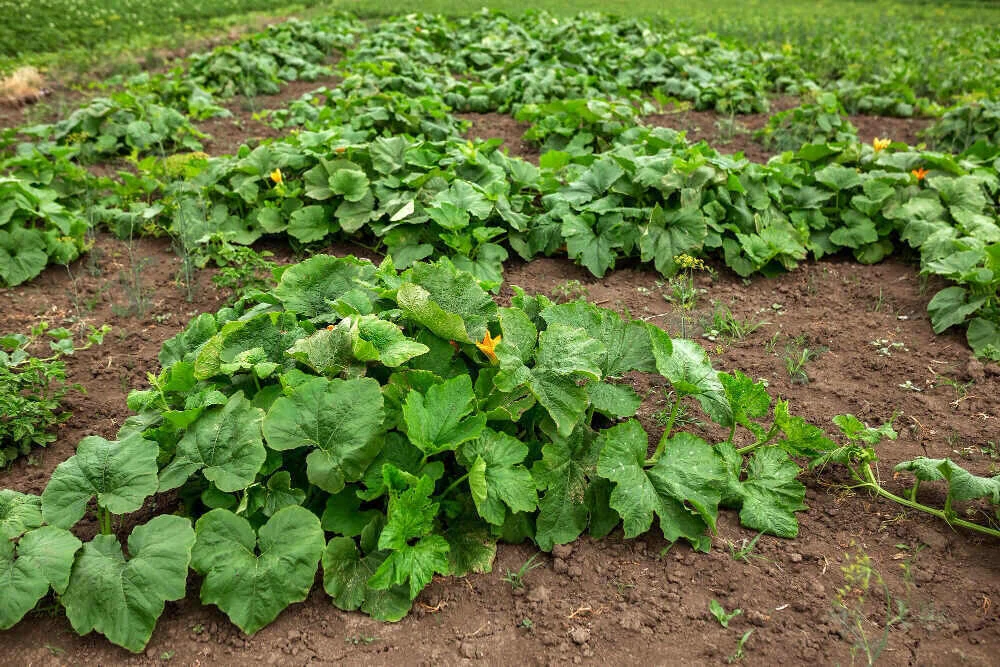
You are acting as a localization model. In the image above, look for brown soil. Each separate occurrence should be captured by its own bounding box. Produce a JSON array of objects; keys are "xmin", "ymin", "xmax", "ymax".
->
[
  {"xmin": 1, "ymin": 102, "xmax": 998, "ymax": 665},
  {"xmin": 459, "ymin": 111, "xmax": 540, "ymax": 163},
  {"xmin": 197, "ymin": 76, "xmax": 342, "ymax": 156}
]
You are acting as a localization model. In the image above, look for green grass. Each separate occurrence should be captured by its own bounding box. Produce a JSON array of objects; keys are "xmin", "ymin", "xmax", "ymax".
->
[
  {"xmin": 0, "ymin": 2, "xmax": 329, "ymax": 76},
  {"xmin": 0, "ymin": 0, "xmax": 331, "ymax": 58}
]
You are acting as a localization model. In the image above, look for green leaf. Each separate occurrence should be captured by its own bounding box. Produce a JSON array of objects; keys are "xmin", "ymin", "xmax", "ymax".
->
[
  {"xmin": 287, "ymin": 205, "xmax": 330, "ymax": 243},
  {"xmin": 560, "ymin": 158, "xmax": 624, "ymax": 205},
  {"xmin": 272, "ymin": 255, "xmax": 376, "ymax": 319},
  {"xmin": 159, "ymin": 313, "xmax": 217, "ymax": 366},
  {"xmin": 897, "ymin": 458, "xmax": 1000, "ymax": 503},
  {"xmin": 541, "ymin": 301, "xmax": 656, "ymax": 375},
  {"xmin": 249, "ymin": 471, "xmax": 306, "ymax": 517},
  {"xmin": 894, "ymin": 457, "xmax": 947, "ymax": 482},
  {"xmin": 369, "ymin": 470, "xmax": 450, "ymax": 599},
  {"xmin": 62, "ymin": 515, "xmax": 195, "ymax": 652},
  {"xmin": 967, "ymin": 317, "xmax": 1000, "ymax": 361},
  {"xmin": 724, "ymin": 445, "xmax": 806, "ymax": 538},
  {"xmin": 396, "ymin": 283, "xmax": 468, "ymax": 342},
  {"xmin": 321, "ymin": 489, "xmax": 380, "ymax": 537},
  {"xmin": 368, "ymin": 534, "xmax": 450, "ymax": 600},
  {"xmin": 458, "ymin": 429, "xmax": 538, "ymax": 525},
  {"xmin": 158, "ymin": 391, "xmax": 265, "ymax": 493},
  {"xmin": 348, "ymin": 315, "xmax": 429, "ymax": 367},
  {"xmin": 0, "ymin": 490, "xmax": 42, "ymax": 539},
  {"xmin": 433, "ymin": 180, "xmax": 492, "ymax": 219},
  {"xmin": 263, "ymin": 376, "xmax": 385, "ymax": 494},
  {"xmin": 587, "ymin": 382, "xmax": 642, "ymax": 418},
  {"xmin": 720, "ymin": 370, "xmax": 771, "ymax": 432},
  {"xmin": 639, "ymin": 204, "xmax": 708, "ymax": 275},
  {"xmin": 398, "ymin": 258, "xmax": 497, "ymax": 343},
  {"xmin": 775, "ymin": 401, "xmax": 837, "ymax": 458},
  {"xmin": 813, "ymin": 164, "xmax": 862, "ymax": 191},
  {"xmin": 531, "ymin": 425, "xmax": 602, "ymax": 550},
  {"xmin": 927, "ymin": 286, "xmax": 986, "ymax": 334},
  {"xmin": 443, "ymin": 519, "xmax": 497, "ymax": 576},
  {"xmin": 193, "ymin": 312, "xmax": 305, "ymax": 380},
  {"xmin": 597, "ymin": 421, "xmax": 724, "ymax": 551},
  {"xmin": 42, "ymin": 432, "xmax": 159, "ymax": 529},
  {"xmin": 0, "ymin": 227, "xmax": 48, "ymax": 286},
  {"xmin": 402, "ymin": 374, "xmax": 486, "ymax": 456},
  {"xmin": 321, "ymin": 537, "xmax": 411, "ymax": 621},
  {"xmin": 330, "ymin": 168, "xmax": 369, "ymax": 202},
  {"xmin": 191, "ymin": 506, "xmax": 325, "ymax": 635},
  {"xmin": 829, "ymin": 210, "xmax": 878, "ymax": 249},
  {"xmin": 534, "ymin": 324, "xmax": 604, "ymax": 381},
  {"xmin": 560, "ymin": 213, "xmax": 615, "ymax": 277},
  {"xmin": 527, "ymin": 371, "xmax": 591, "ymax": 439},
  {"xmin": 0, "ymin": 526, "xmax": 81, "ymax": 629},
  {"xmin": 286, "ymin": 326, "xmax": 360, "ymax": 376},
  {"xmin": 653, "ymin": 338, "xmax": 732, "ymax": 427}
]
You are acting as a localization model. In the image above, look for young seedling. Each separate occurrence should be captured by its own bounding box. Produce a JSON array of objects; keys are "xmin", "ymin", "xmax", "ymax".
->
[
  {"xmin": 727, "ymin": 531, "xmax": 766, "ymax": 563},
  {"xmin": 702, "ymin": 302, "xmax": 767, "ymax": 343},
  {"xmin": 783, "ymin": 336, "xmax": 825, "ymax": 384},
  {"xmin": 551, "ymin": 279, "xmax": 590, "ymax": 304},
  {"xmin": 502, "ymin": 553, "xmax": 543, "ymax": 590},
  {"xmin": 727, "ymin": 630, "xmax": 754, "ymax": 663},
  {"xmin": 709, "ymin": 599, "xmax": 743, "ymax": 628},
  {"xmin": 762, "ymin": 330, "xmax": 782, "ymax": 354}
]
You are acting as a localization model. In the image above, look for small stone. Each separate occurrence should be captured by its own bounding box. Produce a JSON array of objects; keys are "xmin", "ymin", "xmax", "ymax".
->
[
  {"xmin": 788, "ymin": 552, "xmax": 803, "ymax": 564},
  {"xmin": 528, "ymin": 585, "xmax": 551, "ymax": 603},
  {"xmin": 459, "ymin": 641, "xmax": 479, "ymax": 659},
  {"xmin": 809, "ymin": 581, "xmax": 826, "ymax": 597},
  {"xmin": 747, "ymin": 610, "xmax": 769, "ymax": 627},
  {"xmin": 551, "ymin": 543, "xmax": 574, "ymax": 559},
  {"xmin": 966, "ymin": 358, "xmax": 985, "ymax": 382},
  {"xmin": 570, "ymin": 627, "xmax": 591, "ymax": 645},
  {"xmin": 552, "ymin": 558, "xmax": 569, "ymax": 574},
  {"xmin": 567, "ymin": 565, "xmax": 583, "ymax": 578},
  {"xmin": 287, "ymin": 630, "xmax": 301, "ymax": 641}
]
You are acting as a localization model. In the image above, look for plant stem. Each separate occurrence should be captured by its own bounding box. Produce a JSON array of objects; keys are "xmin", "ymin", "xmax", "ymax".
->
[
  {"xmin": 440, "ymin": 472, "xmax": 470, "ymax": 500},
  {"xmin": 99, "ymin": 507, "xmax": 112, "ymax": 535},
  {"xmin": 857, "ymin": 464, "xmax": 1000, "ymax": 539},
  {"xmin": 735, "ymin": 424, "xmax": 780, "ymax": 457},
  {"xmin": 726, "ymin": 422, "xmax": 737, "ymax": 445},
  {"xmin": 648, "ymin": 396, "xmax": 682, "ymax": 464}
]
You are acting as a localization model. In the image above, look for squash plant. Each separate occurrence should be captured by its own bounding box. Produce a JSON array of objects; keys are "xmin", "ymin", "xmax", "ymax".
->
[{"xmin": 2, "ymin": 255, "xmax": 831, "ymax": 651}]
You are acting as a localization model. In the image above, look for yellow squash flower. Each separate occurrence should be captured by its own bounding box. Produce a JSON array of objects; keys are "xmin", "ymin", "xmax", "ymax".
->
[
  {"xmin": 476, "ymin": 331, "xmax": 502, "ymax": 364},
  {"xmin": 872, "ymin": 138, "xmax": 891, "ymax": 153},
  {"xmin": 270, "ymin": 168, "xmax": 283, "ymax": 185},
  {"xmin": 911, "ymin": 167, "xmax": 929, "ymax": 181}
]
